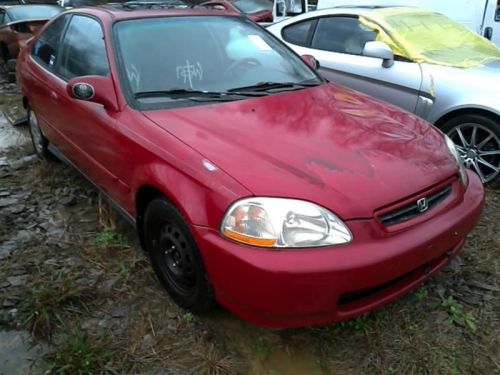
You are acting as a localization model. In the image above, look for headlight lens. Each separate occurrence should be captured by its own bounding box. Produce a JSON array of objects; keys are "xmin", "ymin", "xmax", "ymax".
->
[
  {"xmin": 445, "ymin": 135, "xmax": 468, "ymax": 186},
  {"xmin": 221, "ymin": 197, "xmax": 352, "ymax": 248}
]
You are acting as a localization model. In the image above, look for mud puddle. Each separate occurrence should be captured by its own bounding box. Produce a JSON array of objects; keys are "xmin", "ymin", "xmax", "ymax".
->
[{"xmin": 0, "ymin": 331, "xmax": 46, "ymax": 375}]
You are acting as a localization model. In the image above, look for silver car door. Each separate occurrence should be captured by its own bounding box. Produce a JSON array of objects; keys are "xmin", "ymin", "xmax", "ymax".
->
[
  {"xmin": 482, "ymin": 0, "xmax": 500, "ymax": 46},
  {"xmin": 283, "ymin": 16, "xmax": 423, "ymax": 114}
]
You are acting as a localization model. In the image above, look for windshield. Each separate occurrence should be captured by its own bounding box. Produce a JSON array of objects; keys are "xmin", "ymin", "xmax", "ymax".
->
[
  {"xmin": 114, "ymin": 16, "xmax": 320, "ymax": 106},
  {"xmin": 232, "ymin": 0, "xmax": 272, "ymax": 14},
  {"xmin": 7, "ymin": 5, "xmax": 63, "ymax": 21},
  {"xmin": 360, "ymin": 8, "xmax": 500, "ymax": 68}
]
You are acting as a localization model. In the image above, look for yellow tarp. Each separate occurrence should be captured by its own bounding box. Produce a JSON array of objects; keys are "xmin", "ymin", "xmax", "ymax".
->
[{"xmin": 359, "ymin": 7, "xmax": 500, "ymax": 68}]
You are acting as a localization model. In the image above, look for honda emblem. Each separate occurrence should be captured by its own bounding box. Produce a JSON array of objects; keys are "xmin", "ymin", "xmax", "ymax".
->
[{"xmin": 417, "ymin": 197, "xmax": 429, "ymax": 213}]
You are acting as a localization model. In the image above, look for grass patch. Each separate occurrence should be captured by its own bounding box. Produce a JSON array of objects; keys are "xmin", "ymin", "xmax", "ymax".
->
[
  {"xmin": 92, "ymin": 229, "xmax": 128, "ymax": 249},
  {"xmin": 42, "ymin": 331, "xmax": 114, "ymax": 374},
  {"xmin": 20, "ymin": 271, "xmax": 92, "ymax": 338},
  {"xmin": 441, "ymin": 296, "xmax": 477, "ymax": 331}
]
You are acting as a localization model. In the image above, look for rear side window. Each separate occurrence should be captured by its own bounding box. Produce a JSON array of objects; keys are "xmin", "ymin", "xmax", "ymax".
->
[
  {"xmin": 57, "ymin": 15, "xmax": 109, "ymax": 79},
  {"xmin": 311, "ymin": 16, "xmax": 376, "ymax": 55},
  {"xmin": 32, "ymin": 14, "xmax": 69, "ymax": 71},
  {"xmin": 282, "ymin": 19, "xmax": 316, "ymax": 47}
]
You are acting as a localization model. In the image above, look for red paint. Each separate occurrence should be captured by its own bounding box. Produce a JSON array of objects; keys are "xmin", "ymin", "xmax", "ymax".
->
[
  {"xmin": 17, "ymin": 8, "xmax": 484, "ymax": 328},
  {"xmin": 200, "ymin": 0, "xmax": 273, "ymax": 22}
]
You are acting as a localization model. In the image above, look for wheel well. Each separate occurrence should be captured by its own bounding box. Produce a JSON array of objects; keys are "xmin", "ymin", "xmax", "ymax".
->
[
  {"xmin": 435, "ymin": 108, "xmax": 500, "ymax": 129},
  {"xmin": 135, "ymin": 185, "xmax": 166, "ymax": 251},
  {"xmin": 0, "ymin": 42, "xmax": 9, "ymax": 63},
  {"xmin": 22, "ymin": 96, "xmax": 28, "ymax": 109}
]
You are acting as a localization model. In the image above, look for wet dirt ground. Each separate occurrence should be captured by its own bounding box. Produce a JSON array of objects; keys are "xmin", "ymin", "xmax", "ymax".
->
[{"xmin": 0, "ymin": 77, "xmax": 499, "ymax": 374}]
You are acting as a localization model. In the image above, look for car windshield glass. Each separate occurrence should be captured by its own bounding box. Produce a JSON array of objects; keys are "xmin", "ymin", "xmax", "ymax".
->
[
  {"xmin": 7, "ymin": 5, "xmax": 62, "ymax": 21},
  {"xmin": 360, "ymin": 8, "xmax": 500, "ymax": 68},
  {"xmin": 232, "ymin": 0, "xmax": 272, "ymax": 14},
  {"xmin": 114, "ymin": 16, "xmax": 320, "ymax": 104}
]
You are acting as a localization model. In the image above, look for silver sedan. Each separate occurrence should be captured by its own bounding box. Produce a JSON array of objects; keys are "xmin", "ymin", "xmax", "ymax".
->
[{"xmin": 268, "ymin": 7, "xmax": 500, "ymax": 187}]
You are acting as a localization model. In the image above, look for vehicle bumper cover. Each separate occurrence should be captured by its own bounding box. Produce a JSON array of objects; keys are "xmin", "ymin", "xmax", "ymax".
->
[{"xmin": 194, "ymin": 171, "xmax": 484, "ymax": 328}]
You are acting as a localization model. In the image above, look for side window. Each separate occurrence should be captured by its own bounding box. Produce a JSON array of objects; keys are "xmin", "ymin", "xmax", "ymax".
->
[
  {"xmin": 282, "ymin": 19, "xmax": 316, "ymax": 47},
  {"xmin": 57, "ymin": 15, "xmax": 109, "ymax": 80},
  {"xmin": 0, "ymin": 12, "xmax": 5, "ymax": 26},
  {"xmin": 311, "ymin": 17, "xmax": 376, "ymax": 55},
  {"xmin": 496, "ymin": 1, "xmax": 500, "ymax": 22},
  {"xmin": 32, "ymin": 14, "xmax": 70, "ymax": 70}
]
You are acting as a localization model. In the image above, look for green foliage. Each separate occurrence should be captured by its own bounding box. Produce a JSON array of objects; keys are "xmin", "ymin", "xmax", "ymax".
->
[
  {"xmin": 92, "ymin": 229, "xmax": 128, "ymax": 248},
  {"xmin": 252, "ymin": 336, "xmax": 272, "ymax": 355},
  {"xmin": 42, "ymin": 332, "xmax": 114, "ymax": 374},
  {"xmin": 339, "ymin": 314, "xmax": 374, "ymax": 334},
  {"xmin": 182, "ymin": 312, "xmax": 194, "ymax": 323},
  {"xmin": 20, "ymin": 271, "xmax": 90, "ymax": 338},
  {"xmin": 415, "ymin": 286, "xmax": 429, "ymax": 302},
  {"xmin": 441, "ymin": 296, "xmax": 477, "ymax": 332}
]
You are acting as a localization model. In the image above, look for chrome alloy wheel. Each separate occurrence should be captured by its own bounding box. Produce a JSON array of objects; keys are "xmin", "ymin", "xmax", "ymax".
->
[{"xmin": 447, "ymin": 123, "xmax": 500, "ymax": 184}]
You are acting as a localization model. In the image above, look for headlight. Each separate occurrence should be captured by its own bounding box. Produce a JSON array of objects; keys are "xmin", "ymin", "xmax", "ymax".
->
[
  {"xmin": 221, "ymin": 197, "xmax": 352, "ymax": 248},
  {"xmin": 445, "ymin": 135, "xmax": 468, "ymax": 186}
]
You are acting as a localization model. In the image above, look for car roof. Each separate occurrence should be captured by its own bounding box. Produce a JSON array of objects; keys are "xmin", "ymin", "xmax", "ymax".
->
[
  {"xmin": 279, "ymin": 5, "xmax": 423, "ymax": 21},
  {"xmin": 72, "ymin": 1, "xmax": 241, "ymax": 22},
  {"xmin": 0, "ymin": 4, "xmax": 60, "ymax": 8}
]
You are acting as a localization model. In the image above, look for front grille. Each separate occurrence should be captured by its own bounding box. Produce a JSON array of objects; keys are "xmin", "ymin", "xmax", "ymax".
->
[{"xmin": 379, "ymin": 185, "xmax": 452, "ymax": 227}]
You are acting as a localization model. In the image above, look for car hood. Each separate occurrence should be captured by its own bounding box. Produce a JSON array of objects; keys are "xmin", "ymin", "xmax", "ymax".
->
[{"xmin": 143, "ymin": 83, "xmax": 457, "ymax": 219}]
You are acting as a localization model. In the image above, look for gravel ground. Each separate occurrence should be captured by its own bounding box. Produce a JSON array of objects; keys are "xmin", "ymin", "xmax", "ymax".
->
[{"xmin": 0, "ymin": 78, "xmax": 498, "ymax": 374}]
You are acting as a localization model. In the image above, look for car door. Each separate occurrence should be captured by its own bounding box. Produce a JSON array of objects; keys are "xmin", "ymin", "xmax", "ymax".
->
[
  {"xmin": 47, "ymin": 14, "xmax": 132, "ymax": 203},
  {"xmin": 281, "ymin": 15, "xmax": 423, "ymax": 114},
  {"xmin": 483, "ymin": 0, "xmax": 500, "ymax": 45}
]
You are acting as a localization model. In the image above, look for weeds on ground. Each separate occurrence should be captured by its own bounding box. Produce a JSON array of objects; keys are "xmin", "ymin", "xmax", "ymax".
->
[
  {"xmin": 182, "ymin": 312, "xmax": 195, "ymax": 323},
  {"xmin": 414, "ymin": 286, "xmax": 429, "ymax": 302},
  {"xmin": 338, "ymin": 313, "xmax": 375, "ymax": 334},
  {"xmin": 42, "ymin": 331, "xmax": 115, "ymax": 374},
  {"xmin": 19, "ymin": 270, "xmax": 92, "ymax": 338},
  {"xmin": 92, "ymin": 228, "xmax": 128, "ymax": 249},
  {"xmin": 191, "ymin": 343, "xmax": 244, "ymax": 375},
  {"xmin": 252, "ymin": 336, "xmax": 272, "ymax": 355},
  {"xmin": 441, "ymin": 296, "xmax": 477, "ymax": 331}
]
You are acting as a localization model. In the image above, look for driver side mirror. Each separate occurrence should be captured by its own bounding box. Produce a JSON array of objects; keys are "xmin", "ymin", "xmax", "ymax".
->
[
  {"xmin": 67, "ymin": 75, "xmax": 119, "ymax": 112},
  {"xmin": 362, "ymin": 41, "xmax": 394, "ymax": 68},
  {"xmin": 301, "ymin": 54, "xmax": 320, "ymax": 70}
]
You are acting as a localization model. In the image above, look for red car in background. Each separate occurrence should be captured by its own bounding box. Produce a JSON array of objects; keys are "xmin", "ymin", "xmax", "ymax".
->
[
  {"xmin": 17, "ymin": 3, "xmax": 484, "ymax": 328},
  {"xmin": 200, "ymin": 0, "xmax": 272, "ymax": 22},
  {"xmin": 0, "ymin": 4, "xmax": 62, "ymax": 78}
]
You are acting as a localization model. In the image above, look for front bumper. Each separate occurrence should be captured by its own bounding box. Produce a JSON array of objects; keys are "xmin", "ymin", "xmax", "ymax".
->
[{"xmin": 194, "ymin": 171, "xmax": 484, "ymax": 328}]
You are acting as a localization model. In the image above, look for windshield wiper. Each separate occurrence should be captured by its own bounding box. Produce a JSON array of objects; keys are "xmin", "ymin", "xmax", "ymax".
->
[
  {"xmin": 134, "ymin": 88, "xmax": 267, "ymax": 100},
  {"xmin": 228, "ymin": 81, "xmax": 321, "ymax": 93}
]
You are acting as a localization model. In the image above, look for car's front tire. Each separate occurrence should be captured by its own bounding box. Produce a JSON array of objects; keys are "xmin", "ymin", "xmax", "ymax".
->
[
  {"xmin": 144, "ymin": 197, "xmax": 214, "ymax": 313},
  {"xmin": 28, "ymin": 107, "xmax": 52, "ymax": 159},
  {"xmin": 443, "ymin": 114, "xmax": 500, "ymax": 189}
]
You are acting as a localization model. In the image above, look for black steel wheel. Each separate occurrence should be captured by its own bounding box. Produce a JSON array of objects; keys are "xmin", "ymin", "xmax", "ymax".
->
[
  {"xmin": 443, "ymin": 114, "xmax": 500, "ymax": 189},
  {"xmin": 144, "ymin": 197, "xmax": 214, "ymax": 312},
  {"xmin": 28, "ymin": 106, "xmax": 52, "ymax": 159}
]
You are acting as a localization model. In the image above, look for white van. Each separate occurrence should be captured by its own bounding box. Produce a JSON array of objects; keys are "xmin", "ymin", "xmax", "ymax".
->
[{"xmin": 273, "ymin": 0, "xmax": 500, "ymax": 46}]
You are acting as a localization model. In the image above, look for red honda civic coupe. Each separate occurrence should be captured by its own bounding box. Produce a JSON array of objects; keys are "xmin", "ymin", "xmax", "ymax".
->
[{"xmin": 17, "ymin": 3, "xmax": 484, "ymax": 328}]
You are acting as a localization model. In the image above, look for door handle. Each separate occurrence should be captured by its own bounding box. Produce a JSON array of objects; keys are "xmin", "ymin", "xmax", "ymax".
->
[
  {"xmin": 50, "ymin": 91, "xmax": 58, "ymax": 100},
  {"xmin": 484, "ymin": 27, "xmax": 493, "ymax": 40}
]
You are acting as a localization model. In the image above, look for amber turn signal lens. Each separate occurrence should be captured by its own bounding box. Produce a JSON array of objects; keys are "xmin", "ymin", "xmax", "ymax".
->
[{"xmin": 223, "ymin": 229, "xmax": 277, "ymax": 247}]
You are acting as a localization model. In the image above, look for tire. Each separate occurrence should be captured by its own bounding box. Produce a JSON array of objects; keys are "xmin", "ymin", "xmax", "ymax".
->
[
  {"xmin": 28, "ymin": 106, "xmax": 52, "ymax": 159},
  {"xmin": 442, "ymin": 114, "xmax": 500, "ymax": 189},
  {"xmin": 143, "ymin": 197, "xmax": 214, "ymax": 313}
]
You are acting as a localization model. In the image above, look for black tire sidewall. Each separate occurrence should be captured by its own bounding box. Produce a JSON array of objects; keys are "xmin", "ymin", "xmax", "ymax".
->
[
  {"xmin": 441, "ymin": 114, "xmax": 500, "ymax": 189},
  {"xmin": 27, "ymin": 107, "xmax": 51, "ymax": 159},
  {"xmin": 143, "ymin": 197, "xmax": 214, "ymax": 313}
]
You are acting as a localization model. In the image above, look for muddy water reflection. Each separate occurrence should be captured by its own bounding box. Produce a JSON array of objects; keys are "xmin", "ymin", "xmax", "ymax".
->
[
  {"xmin": 0, "ymin": 111, "xmax": 28, "ymax": 151},
  {"xmin": 0, "ymin": 331, "xmax": 46, "ymax": 374},
  {"xmin": 206, "ymin": 311, "xmax": 324, "ymax": 374}
]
